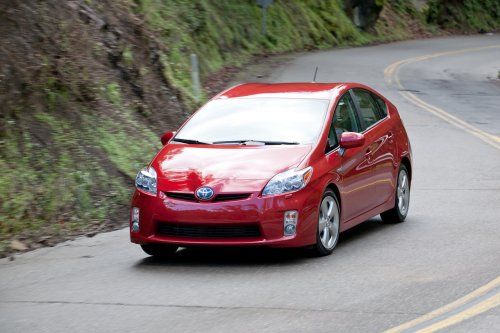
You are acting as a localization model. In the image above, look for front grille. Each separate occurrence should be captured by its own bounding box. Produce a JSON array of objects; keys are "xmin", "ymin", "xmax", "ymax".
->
[
  {"xmin": 212, "ymin": 193, "xmax": 251, "ymax": 202},
  {"xmin": 165, "ymin": 192, "xmax": 196, "ymax": 201},
  {"xmin": 157, "ymin": 222, "xmax": 261, "ymax": 238},
  {"xmin": 164, "ymin": 192, "xmax": 251, "ymax": 202}
]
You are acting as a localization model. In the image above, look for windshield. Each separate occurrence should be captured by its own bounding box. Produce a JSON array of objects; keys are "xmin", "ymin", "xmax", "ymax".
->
[{"xmin": 175, "ymin": 97, "xmax": 329, "ymax": 144}]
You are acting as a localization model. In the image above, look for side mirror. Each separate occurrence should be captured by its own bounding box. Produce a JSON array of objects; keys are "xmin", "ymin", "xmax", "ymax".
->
[
  {"xmin": 160, "ymin": 131, "xmax": 176, "ymax": 145},
  {"xmin": 340, "ymin": 132, "xmax": 365, "ymax": 149}
]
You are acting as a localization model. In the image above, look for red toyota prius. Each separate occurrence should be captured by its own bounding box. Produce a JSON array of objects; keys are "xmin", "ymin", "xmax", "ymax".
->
[{"xmin": 131, "ymin": 83, "xmax": 412, "ymax": 257}]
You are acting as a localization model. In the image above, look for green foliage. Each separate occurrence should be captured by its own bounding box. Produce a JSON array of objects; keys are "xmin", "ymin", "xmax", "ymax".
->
[
  {"xmin": 427, "ymin": 0, "xmax": 500, "ymax": 32},
  {"xmin": 0, "ymin": 83, "xmax": 157, "ymax": 249},
  {"xmin": 372, "ymin": 0, "xmax": 432, "ymax": 41},
  {"xmin": 134, "ymin": 0, "xmax": 366, "ymax": 101},
  {"xmin": 122, "ymin": 46, "xmax": 134, "ymax": 67},
  {"xmin": 0, "ymin": 108, "xmax": 132, "ymax": 239},
  {"xmin": 390, "ymin": 0, "xmax": 420, "ymax": 16},
  {"xmin": 102, "ymin": 82, "xmax": 122, "ymax": 106}
]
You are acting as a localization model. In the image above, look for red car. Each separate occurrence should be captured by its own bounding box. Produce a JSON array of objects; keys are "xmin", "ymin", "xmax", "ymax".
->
[{"xmin": 131, "ymin": 83, "xmax": 412, "ymax": 257}]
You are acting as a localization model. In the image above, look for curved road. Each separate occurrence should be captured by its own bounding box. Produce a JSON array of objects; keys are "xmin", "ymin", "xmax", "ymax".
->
[{"xmin": 1, "ymin": 36, "xmax": 500, "ymax": 332}]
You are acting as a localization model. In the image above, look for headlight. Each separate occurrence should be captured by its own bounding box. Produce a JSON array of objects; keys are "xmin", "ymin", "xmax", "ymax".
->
[
  {"xmin": 262, "ymin": 167, "xmax": 313, "ymax": 196},
  {"xmin": 135, "ymin": 166, "xmax": 157, "ymax": 195}
]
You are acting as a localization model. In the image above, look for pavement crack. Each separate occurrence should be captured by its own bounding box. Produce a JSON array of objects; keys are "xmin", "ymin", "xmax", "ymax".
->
[
  {"xmin": 414, "ymin": 188, "xmax": 500, "ymax": 191},
  {"xmin": 0, "ymin": 300, "xmax": 423, "ymax": 316}
]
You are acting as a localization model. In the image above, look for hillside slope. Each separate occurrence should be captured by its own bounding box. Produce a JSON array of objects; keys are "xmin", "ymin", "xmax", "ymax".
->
[
  {"xmin": 427, "ymin": 0, "xmax": 500, "ymax": 32},
  {"xmin": 0, "ymin": 0, "xmax": 486, "ymax": 255}
]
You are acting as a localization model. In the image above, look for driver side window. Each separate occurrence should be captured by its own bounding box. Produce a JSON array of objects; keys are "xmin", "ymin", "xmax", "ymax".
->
[
  {"xmin": 326, "ymin": 93, "xmax": 361, "ymax": 152},
  {"xmin": 333, "ymin": 93, "xmax": 361, "ymax": 138}
]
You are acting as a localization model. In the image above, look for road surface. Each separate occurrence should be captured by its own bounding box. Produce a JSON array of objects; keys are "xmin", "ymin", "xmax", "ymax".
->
[{"xmin": 1, "ymin": 35, "xmax": 500, "ymax": 332}]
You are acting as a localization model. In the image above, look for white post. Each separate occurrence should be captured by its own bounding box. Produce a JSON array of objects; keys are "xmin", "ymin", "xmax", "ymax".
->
[{"xmin": 190, "ymin": 53, "xmax": 201, "ymax": 103}]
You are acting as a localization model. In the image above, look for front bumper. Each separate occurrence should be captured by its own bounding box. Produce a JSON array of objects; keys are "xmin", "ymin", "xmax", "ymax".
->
[{"xmin": 129, "ymin": 188, "xmax": 321, "ymax": 248}]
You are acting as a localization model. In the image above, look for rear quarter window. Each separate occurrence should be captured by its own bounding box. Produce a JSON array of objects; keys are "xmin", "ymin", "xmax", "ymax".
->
[{"xmin": 372, "ymin": 93, "xmax": 387, "ymax": 117}]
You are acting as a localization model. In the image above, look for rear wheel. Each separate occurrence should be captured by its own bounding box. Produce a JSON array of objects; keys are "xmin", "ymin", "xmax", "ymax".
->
[
  {"xmin": 311, "ymin": 189, "xmax": 341, "ymax": 256},
  {"xmin": 381, "ymin": 164, "xmax": 410, "ymax": 223},
  {"xmin": 141, "ymin": 244, "xmax": 178, "ymax": 258}
]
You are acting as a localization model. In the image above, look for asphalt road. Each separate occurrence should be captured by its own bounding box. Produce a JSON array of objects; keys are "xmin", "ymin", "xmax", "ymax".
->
[{"xmin": 1, "ymin": 36, "xmax": 500, "ymax": 333}]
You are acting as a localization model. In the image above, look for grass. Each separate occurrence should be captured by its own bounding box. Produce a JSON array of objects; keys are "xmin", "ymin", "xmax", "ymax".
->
[
  {"xmin": 426, "ymin": 0, "xmax": 500, "ymax": 32},
  {"xmin": 0, "ymin": 79, "xmax": 158, "ymax": 252},
  {"xmin": 134, "ymin": 0, "xmax": 370, "ymax": 106}
]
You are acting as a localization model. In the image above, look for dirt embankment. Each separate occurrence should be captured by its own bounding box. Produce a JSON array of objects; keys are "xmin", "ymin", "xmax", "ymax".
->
[{"xmin": 1, "ymin": 1, "xmax": 190, "ymax": 255}]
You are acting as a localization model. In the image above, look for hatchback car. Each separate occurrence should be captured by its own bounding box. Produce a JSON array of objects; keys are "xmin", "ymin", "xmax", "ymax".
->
[{"xmin": 131, "ymin": 83, "xmax": 412, "ymax": 257}]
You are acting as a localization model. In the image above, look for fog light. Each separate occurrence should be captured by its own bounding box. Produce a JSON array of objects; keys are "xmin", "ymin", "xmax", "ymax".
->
[
  {"xmin": 131, "ymin": 207, "xmax": 140, "ymax": 232},
  {"xmin": 284, "ymin": 210, "xmax": 298, "ymax": 236}
]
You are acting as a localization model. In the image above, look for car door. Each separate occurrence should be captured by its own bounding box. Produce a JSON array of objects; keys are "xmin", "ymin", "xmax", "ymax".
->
[
  {"xmin": 327, "ymin": 92, "xmax": 379, "ymax": 222},
  {"xmin": 350, "ymin": 88, "xmax": 396, "ymax": 208}
]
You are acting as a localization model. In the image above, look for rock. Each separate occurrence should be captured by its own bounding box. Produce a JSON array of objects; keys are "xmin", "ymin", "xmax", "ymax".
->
[
  {"xmin": 37, "ymin": 236, "xmax": 51, "ymax": 245},
  {"xmin": 344, "ymin": 0, "xmax": 383, "ymax": 30},
  {"xmin": 10, "ymin": 240, "xmax": 28, "ymax": 251}
]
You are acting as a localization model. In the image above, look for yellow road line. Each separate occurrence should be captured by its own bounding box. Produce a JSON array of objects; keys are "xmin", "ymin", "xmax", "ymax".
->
[
  {"xmin": 415, "ymin": 292, "xmax": 500, "ymax": 333},
  {"xmin": 384, "ymin": 45, "xmax": 500, "ymax": 332},
  {"xmin": 384, "ymin": 276, "xmax": 500, "ymax": 333},
  {"xmin": 401, "ymin": 91, "xmax": 500, "ymax": 149},
  {"xmin": 383, "ymin": 45, "xmax": 500, "ymax": 84},
  {"xmin": 384, "ymin": 44, "xmax": 500, "ymax": 151}
]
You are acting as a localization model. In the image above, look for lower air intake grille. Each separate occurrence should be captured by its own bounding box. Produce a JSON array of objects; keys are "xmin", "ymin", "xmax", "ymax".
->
[{"xmin": 157, "ymin": 222, "xmax": 261, "ymax": 238}]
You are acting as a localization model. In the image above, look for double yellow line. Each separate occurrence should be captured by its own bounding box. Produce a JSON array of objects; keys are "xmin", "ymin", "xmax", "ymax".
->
[
  {"xmin": 384, "ymin": 45, "xmax": 500, "ymax": 150},
  {"xmin": 383, "ymin": 45, "xmax": 500, "ymax": 332},
  {"xmin": 384, "ymin": 277, "xmax": 500, "ymax": 333}
]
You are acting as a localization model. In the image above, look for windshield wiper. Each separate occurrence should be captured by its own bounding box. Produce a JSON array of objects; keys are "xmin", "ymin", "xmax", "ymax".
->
[
  {"xmin": 172, "ymin": 138, "xmax": 211, "ymax": 145},
  {"xmin": 212, "ymin": 140, "xmax": 300, "ymax": 145}
]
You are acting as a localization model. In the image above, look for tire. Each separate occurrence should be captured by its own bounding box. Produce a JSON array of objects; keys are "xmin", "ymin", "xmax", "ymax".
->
[
  {"xmin": 141, "ymin": 244, "xmax": 178, "ymax": 258},
  {"xmin": 381, "ymin": 164, "xmax": 410, "ymax": 223},
  {"xmin": 311, "ymin": 189, "xmax": 341, "ymax": 256}
]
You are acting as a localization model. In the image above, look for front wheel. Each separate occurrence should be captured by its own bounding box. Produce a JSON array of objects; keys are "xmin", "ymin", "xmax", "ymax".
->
[
  {"xmin": 141, "ymin": 244, "xmax": 178, "ymax": 258},
  {"xmin": 311, "ymin": 189, "xmax": 341, "ymax": 256},
  {"xmin": 381, "ymin": 164, "xmax": 410, "ymax": 223}
]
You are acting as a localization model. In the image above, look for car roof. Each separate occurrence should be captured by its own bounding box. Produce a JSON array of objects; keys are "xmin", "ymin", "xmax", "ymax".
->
[{"xmin": 216, "ymin": 82, "xmax": 347, "ymax": 100}]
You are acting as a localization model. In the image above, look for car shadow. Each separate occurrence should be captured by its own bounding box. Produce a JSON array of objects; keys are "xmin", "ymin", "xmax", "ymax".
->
[
  {"xmin": 134, "ymin": 246, "xmax": 308, "ymax": 268},
  {"xmin": 133, "ymin": 218, "xmax": 393, "ymax": 269},
  {"xmin": 339, "ymin": 218, "xmax": 393, "ymax": 245}
]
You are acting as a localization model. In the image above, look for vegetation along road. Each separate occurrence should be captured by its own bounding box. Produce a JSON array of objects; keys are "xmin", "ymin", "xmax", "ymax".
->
[{"xmin": 1, "ymin": 35, "xmax": 500, "ymax": 332}]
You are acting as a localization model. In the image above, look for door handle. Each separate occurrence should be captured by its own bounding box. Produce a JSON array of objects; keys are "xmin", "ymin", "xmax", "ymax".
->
[{"xmin": 387, "ymin": 131, "xmax": 394, "ymax": 144}]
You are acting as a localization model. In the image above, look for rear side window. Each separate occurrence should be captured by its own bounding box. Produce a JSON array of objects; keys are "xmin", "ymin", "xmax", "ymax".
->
[
  {"xmin": 372, "ymin": 93, "xmax": 387, "ymax": 116},
  {"xmin": 351, "ymin": 89, "xmax": 384, "ymax": 129}
]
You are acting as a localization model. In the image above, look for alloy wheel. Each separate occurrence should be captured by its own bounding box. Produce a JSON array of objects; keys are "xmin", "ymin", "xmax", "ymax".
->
[
  {"xmin": 397, "ymin": 169, "xmax": 410, "ymax": 216},
  {"xmin": 318, "ymin": 195, "xmax": 340, "ymax": 250}
]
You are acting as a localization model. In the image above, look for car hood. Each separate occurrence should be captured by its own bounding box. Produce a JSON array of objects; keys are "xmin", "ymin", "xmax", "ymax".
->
[{"xmin": 152, "ymin": 144, "xmax": 312, "ymax": 193}]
